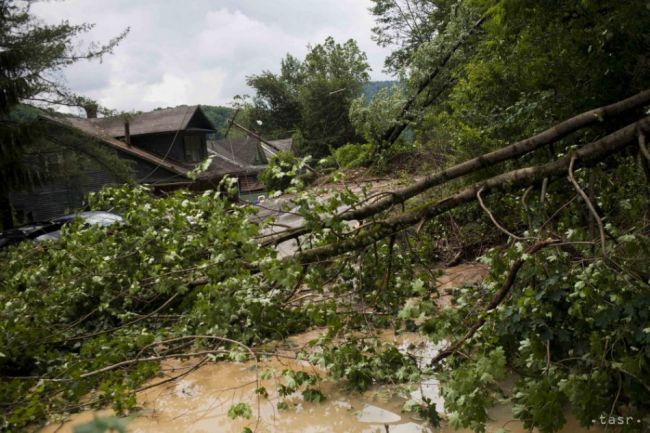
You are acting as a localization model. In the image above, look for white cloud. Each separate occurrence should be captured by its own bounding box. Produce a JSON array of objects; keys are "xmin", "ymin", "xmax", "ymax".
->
[{"xmin": 30, "ymin": 0, "xmax": 393, "ymax": 112}]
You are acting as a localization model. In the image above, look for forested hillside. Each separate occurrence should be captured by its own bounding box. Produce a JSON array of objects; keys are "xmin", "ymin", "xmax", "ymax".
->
[
  {"xmin": 200, "ymin": 105, "xmax": 233, "ymax": 138},
  {"xmin": 1, "ymin": 1, "xmax": 649, "ymax": 433}
]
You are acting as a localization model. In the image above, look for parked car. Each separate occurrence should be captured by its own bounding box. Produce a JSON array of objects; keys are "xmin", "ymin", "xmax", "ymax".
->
[{"xmin": 0, "ymin": 211, "xmax": 122, "ymax": 249}]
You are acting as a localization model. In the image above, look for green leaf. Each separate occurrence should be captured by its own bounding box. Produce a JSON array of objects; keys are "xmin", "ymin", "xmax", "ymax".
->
[
  {"xmin": 228, "ymin": 403, "xmax": 252, "ymax": 420},
  {"xmin": 302, "ymin": 388, "xmax": 326, "ymax": 403}
]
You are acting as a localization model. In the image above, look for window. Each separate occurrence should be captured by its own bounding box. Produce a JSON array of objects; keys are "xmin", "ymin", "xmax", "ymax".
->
[{"xmin": 184, "ymin": 135, "xmax": 203, "ymax": 162}]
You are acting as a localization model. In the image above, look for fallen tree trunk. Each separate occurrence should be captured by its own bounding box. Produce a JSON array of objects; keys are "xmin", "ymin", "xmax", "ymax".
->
[
  {"xmin": 292, "ymin": 116, "xmax": 650, "ymax": 265},
  {"xmin": 263, "ymin": 90, "xmax": 650, "ymax": 247}
]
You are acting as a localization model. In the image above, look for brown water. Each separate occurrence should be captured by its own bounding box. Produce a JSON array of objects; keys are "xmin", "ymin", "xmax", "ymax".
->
[
  {"xmin": 38, "ymin": 266, "xmax": 601, "ymax": 433},
  {"xmin": 39, "ymin": 330, "xmax": 600, "ymax": 433}
]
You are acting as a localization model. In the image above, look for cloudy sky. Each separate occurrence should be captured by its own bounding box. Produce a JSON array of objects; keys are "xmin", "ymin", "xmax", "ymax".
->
[{"xmin": 31, "ymin": 0, "xmax": 393, "ymax": 114}]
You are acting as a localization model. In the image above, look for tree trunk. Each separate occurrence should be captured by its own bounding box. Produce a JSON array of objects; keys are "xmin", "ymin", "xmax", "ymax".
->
[
  {"xmin": 291, "ymin": 116, "xmax": 649, "ymax": 265},
  {"xmin": 264, "ymin": 90, "xmax": 650, "ymax": 247}
]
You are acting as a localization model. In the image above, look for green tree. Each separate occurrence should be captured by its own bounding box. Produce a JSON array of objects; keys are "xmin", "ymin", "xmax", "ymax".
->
[
  {"xmin": 246, "ymin": 54, "xmax": 304, "ymax": 139},
  {"xmin": 361, "ymin": 1, "xmax": 650, "ymax": 431},
  {"xmin": 298, "ymin": 37, "xmax": 370, "ymax": 157},
  {"xmin": 431, "ymin": 0, "xmax": 650, "ymax": 158},
  {"xmin": 368, "ymin": 0, "xmax": 650, "ymax": 159},
  {"xmin": 369, "ymin": 0, "xmax": 456, "ymax": 72},
  {"xmin": 246, "ymin": 37, "xmax": 370, "ymax": 158},
  {"xmin": 0, "ymin": 0, "xmax": 128, "ymax": 228}
]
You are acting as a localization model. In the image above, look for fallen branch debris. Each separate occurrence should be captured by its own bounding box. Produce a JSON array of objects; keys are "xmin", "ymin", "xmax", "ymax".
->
[
  {"xmin": 429, "ymin": 238, "xmax": 561, "ymax": 366},
  {"xmin": 292, "ymin": 116, "xmax": 650, "ymax": 265},
  {"xmin": 263, "ymin": 90, "xmax": 650, "ymax": 247}
]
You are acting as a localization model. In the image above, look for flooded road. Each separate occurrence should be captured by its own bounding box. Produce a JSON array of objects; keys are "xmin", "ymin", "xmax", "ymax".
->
[
  {"xmin": 39, "ymin": 330, "xmax": 600, "ymax": 433},
  {"xmin": 38, "ymin": 266, "xmax": 601, "ymax": 433}
]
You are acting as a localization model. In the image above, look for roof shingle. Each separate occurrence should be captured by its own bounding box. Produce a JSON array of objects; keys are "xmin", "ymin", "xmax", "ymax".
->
[
  {"xmin": 41, "ymin": 114, "xmax": 191, "ymax": 177},
  {"xmin": 89, "ymin": 105, "xmax": 215, "ymax": 137},
  {"xmin": 208, "ymin": 137, "xmax": 268, "ymax": 167}
]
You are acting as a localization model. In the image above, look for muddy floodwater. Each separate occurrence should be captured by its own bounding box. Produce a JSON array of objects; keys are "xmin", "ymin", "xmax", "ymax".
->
[
  {"xmin": 39, "ymin": 266, "xmax": 601, "ymax": 433},
  {"xmin": 39, "ymin": 329, "xmax": 601, "ymax": 433}
]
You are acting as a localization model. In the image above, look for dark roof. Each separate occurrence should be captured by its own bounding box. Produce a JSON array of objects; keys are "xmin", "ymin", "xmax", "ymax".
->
[
  {"xmin": 41, "ymin": 114, "xmax": 191, "ymax": 178},
  {"xmin": 268, "ymin": 138, "xmax": 293, "ymax": 152},
  {"xmin": 41, "ymin": 109, "xmax": 274, "ymax": 188},
  {"xmin": 206, "ymin": 154, "xmax": 247, "ymax": 176},
  {"xmin": 262, "ymin": 138, "xmax": 294, "ymax": 159},
  {"xmin": 89, "ymin": 105, "xmax": 216, "ymax": 137},
  {"xmin": 208, "ymin": 137, "xmax": 268, "ymax": 167},
  {"xmin": 193, "ymin": 153, "xmax": 265, "ymax": 187}
]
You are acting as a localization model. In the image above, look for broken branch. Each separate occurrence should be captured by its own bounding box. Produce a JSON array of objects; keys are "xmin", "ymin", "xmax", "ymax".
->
[
  {"xmin": 476, "ymin": 187, "xmax": 528, "ymax": 240},
  {"xmin": 567, "ymin": 156, "xmax": 607, "ymax": 258},
  {"xmin": 429, "ymin": 238, "xmax": 560, "ymax": 366},
  {"xmin": 291, "ymin": 117, "xmax": 649, "ymax": 265},
  {"xmin": 264, "ymin": 90, "xmax": 650, "ymax": 247}
]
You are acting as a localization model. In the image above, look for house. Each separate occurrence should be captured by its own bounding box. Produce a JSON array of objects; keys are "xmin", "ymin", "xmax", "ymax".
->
[
  {"xmin": 206, "ymin": 133, "xmax": 295, "ymax": 202},
  {"xmin": 264, "ymin": 138, "xmax": 295, "ymax": 158},
  {"xmin": 208, "ymin": 136, "xmax": 268, "ymax": 202},
  {"xmin": 89, "ymin": 105, "xmax": 213, "ymax": 165},
  {"xmin": 7, "ymin": 105, "xmax": 272, "ymax": 223}
]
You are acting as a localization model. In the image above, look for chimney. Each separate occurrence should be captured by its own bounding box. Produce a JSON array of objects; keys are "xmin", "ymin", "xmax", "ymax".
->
[
  {"xmin": 124, "ymin": 120, "xmax": 131, "ymax": 146},
  {"xmin": 83, "ymin": 103, "xmax": 98, "ymax": 119}
]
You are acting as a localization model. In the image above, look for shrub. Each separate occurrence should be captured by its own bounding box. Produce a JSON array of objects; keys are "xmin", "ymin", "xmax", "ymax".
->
[
  {"xmin": 333, "ymin": 143, "xmax": 372, "ymax": 168},
  {"xmin": 259, "ymin": 151, "xmax": 312, "ymax": 193}
]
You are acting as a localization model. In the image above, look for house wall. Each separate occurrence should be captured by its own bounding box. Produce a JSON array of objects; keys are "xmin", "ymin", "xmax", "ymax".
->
[
  {"xmin": 127, "ymin": 153, "xmax": 186, "ymax": 184},
  {"xmin": 131, "ymin": 132, "xmax": 207, "ymax": 163},
  {"xmin": 131, "ymin": 133, "xmax": 184, "ymax": 162},
  {"xmin": 187, "ymin": 114, "xmax": 210, "ymax": 129},
  {"xmin": 9, "ymin": 151, "xmax": 182, "ymax": 223},
  {"xmin": 10, "ymin": 177, "xmax": 87, "ymax": 222}
]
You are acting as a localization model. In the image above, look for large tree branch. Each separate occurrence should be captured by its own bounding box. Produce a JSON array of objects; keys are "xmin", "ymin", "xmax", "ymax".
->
[
  {"xmin": 263, "ymin": 90, "xmax": 650, "ymax": 247},
  {"xmin": 290, "ymin": 116, "xmax": 650, "ymax": 265},
  {"xmin": 381, "ymin": 14, "xmax": 489, "ymax": 145}
]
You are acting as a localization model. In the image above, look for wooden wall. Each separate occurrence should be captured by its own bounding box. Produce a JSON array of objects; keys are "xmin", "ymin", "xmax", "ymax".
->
[
  {"xmin": 9, "ymin": 151, "xmax": 182, "ymax": 223},
  {"xmin": 131, "ymin": 132, "xmax": 207, "ymax": 163}
]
